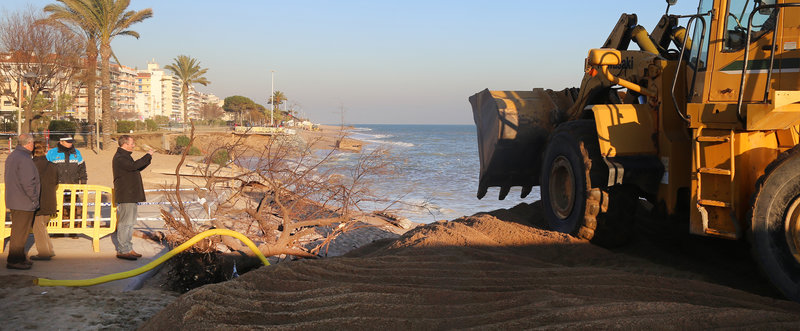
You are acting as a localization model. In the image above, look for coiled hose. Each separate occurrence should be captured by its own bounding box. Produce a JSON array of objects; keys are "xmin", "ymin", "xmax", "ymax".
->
[{"xmin": 35, "ymin": 229, "xmax": 270, "ymax": 287}]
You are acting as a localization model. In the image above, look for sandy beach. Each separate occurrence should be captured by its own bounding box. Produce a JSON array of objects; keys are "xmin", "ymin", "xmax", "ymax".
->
[
  {"xmin": 2, "ymin": 125, "xmax": 800, "ymax": 329},
  {"xmin": 144, "ymin": 202, "xmax": 800, "ymax": 329}
]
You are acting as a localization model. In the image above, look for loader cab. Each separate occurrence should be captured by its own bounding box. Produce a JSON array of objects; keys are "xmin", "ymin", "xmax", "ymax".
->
[{"xmin": 687, "ymin": 0, "xmax": 799, "ymax": 105}]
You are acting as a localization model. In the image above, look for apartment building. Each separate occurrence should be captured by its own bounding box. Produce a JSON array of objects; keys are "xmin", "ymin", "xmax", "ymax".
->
[
  {"xmin": 161, "ymin": 73, "xmax": 183, "ymax": 121},
  {"xmin": 1, "ymin": 55, "xmax": 221, "ymax": 124},
  {"xmin": 133, "ymin": 60, "xmax": 221, "ymax": 122},
  {"xmin": 113, "ymin": 64, "xmax": 136, "ymax": 119},
  {"xmin": 135, "ymin": 61, "xmax": 187, "ymax": 121}
]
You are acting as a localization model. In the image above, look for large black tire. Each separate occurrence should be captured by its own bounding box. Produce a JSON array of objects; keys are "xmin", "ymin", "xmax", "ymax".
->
[
  {"xmin": 540, "ymin": 120, "xmax": 635, "ymax": 247},
  {"xmin": 750, "ymin": 146, "xmax": 800, "ymax": 301}
]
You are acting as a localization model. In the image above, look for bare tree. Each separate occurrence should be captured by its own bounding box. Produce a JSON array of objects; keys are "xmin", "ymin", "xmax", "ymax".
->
[
  {"xmin": 199, "ymin": 102, "xmax": 224, "ymax": 122},
  {"xmin": 0, "ymin": 7, "xmax": 82, "ymax": 133},
  {"xmin": 159, "ymin": 124, "xmax": 401, "ymax": 259}
]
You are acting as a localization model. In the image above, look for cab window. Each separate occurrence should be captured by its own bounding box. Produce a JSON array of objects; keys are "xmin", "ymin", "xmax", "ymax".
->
[
  {"xmin": 723, "ymin": 0, "xmax": 776, "ymax": 52},
  {"xmin": 689, "ymin": 0, "xmax": 714, "ymax": 70}
]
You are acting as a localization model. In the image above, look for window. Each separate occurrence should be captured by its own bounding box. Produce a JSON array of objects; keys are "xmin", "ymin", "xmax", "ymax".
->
[
  {"xmin": 723, "ymin": 0, "xmax": 776, "ymax": 52},
  {"xmin": 689, "ymin": 0, "xmax": 714, "ymax": 70}
]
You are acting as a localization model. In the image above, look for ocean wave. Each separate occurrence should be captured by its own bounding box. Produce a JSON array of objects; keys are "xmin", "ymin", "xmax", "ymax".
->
[
  {"xmin": 361, "ymin": 138, "xmax": 414, "ymax": 147},
  {"xmin": 347, "ymin": 127, "xmax": 372, "ymax": 132},
  {"xmin": 349, "ymin": 132, "xmax": 394, "ymax": 140}
]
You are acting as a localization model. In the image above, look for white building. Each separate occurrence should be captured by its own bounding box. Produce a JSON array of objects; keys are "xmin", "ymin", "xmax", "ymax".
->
[{"xmin": 134, "ymin": 60, "xmax": 218, "ymax": 122}]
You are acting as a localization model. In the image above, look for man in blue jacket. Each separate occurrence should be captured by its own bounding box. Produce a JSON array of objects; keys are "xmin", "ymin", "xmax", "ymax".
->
[
  {"xmin": 46, "ymin": 135, "xmax": 87, "ymax": 223},
  {"xmin": 46, "ymin": 136, "xmax": 87, "ymax": 184},
  {"xmin": 5, "ymin": 133, "xmax": 40, "ymax": 270}
]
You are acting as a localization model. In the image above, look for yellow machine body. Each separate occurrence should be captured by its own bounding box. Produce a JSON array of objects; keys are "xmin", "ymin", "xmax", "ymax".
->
[{"xmin": 470, "ymin": 0, "xmax": 800, "ymax": 302}]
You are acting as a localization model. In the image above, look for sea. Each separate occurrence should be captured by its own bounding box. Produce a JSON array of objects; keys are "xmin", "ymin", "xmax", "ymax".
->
[{"xmin": 329, "ymin": 124, "xmax": 540, "ymax": 223}]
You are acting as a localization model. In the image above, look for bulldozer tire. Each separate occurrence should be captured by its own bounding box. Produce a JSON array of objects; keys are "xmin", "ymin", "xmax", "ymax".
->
[
  {"xmin": 541, "ymin": 120, "xmax": 636, "ymax": 247},
  {"xmin": 750, "ymin": 146, "xmax": 800, "ymax": 301},
  {"xmin": 541, "ymin": 120, "xmax": 601, "ymax": 239}
]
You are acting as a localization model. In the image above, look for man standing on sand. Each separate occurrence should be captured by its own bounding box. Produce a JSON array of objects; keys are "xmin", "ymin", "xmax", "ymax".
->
[
  {"xmin": 5, "ymin": 134, "xmax": 40, "ymax": 270},
  {"xmin": 112, "ymin": 135, "xmax": 153, "ymax": 260}
]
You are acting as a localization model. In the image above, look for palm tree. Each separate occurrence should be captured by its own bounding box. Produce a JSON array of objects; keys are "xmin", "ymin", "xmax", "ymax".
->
[
  {"xmin": 95, "ymin": 0, "xmax": 152, "ymax": 148},
  {"xmin": 164, "ymin": 55, "xmax": 210, "ymax": 130},
  {"xmin": 43, "ymin": 0, "xmax": 100, "ymax": 149},
  {"xmin": 269, "ymin": 90, "xmax": 286, "ymax": 125}
]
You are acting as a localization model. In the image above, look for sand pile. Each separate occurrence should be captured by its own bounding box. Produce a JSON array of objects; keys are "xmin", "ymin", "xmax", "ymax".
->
[{"xmin": 143, "ymin": 202, "xmax": 800, "ymax": 329}]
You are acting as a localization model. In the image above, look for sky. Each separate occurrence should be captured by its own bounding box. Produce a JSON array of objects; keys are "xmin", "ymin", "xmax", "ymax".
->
[{"xmin": 2, "ymin": 0, "xmax": 701, "ymax": 125}]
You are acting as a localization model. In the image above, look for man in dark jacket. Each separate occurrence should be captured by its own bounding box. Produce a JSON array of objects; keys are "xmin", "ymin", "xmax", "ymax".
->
[
  {"xmin": 5, "ymin": 133, "xmax": 40, "ymax": 269},
  {"xmin": 112, "ymin": 135, "xmax": 153, "ymax": 260}
]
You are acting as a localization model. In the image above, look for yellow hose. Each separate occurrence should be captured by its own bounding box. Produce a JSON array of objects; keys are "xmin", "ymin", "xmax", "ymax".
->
[{"xmin": 35, "ymin": 229, "xmax": 270, "ymax": 287}]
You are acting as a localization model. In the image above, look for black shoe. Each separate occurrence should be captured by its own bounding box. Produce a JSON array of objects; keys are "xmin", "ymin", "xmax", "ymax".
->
[
  {"xmin": 116, "ymin": 252, "xmax": 138, "ymax": 260},
  {"xmin": 30, "ymin": 255, "xmax": 52, "ymax": 261},
  {"xmin": 7, "ymin": 262, "xmax": 32, "ymax": 270}
]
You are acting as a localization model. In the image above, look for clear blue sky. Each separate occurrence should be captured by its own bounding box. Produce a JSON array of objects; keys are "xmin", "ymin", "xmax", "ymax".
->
[{"xmin": 2, "ymin": 0, "xmax": 700, "ymax": 124}]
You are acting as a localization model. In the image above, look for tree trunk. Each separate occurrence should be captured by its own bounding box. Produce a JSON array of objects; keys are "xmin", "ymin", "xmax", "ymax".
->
[
  {"xmin": 22, "ymin": 105, "xmax": 31, "ymax": 133},
  {"xmin": 86, "ymin": 41, "xmax": 97, "ymax": 150},
  {"xmin": 100, "ymin": 43, "xmax": 111, "ymax": 149}
]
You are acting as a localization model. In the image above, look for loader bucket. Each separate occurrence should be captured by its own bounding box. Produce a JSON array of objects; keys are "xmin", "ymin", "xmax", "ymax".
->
[{"xmin": 469, "ymin": 88, "xmax": 578, "ymax": 200}]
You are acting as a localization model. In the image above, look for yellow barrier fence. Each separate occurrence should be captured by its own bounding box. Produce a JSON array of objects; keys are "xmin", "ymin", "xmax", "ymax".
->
[{"xmin": 1, "ymin": 183, "xmax": 116, "ymax": 253}]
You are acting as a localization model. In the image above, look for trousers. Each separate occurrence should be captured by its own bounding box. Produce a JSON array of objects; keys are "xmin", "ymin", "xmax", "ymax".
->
[
  {"xmin": 33, "ymin": 214, "xmax": 54, "ymax": 257},
  {"xmin": 7, "ymin": 210, "xmax": 35, "ymax": 264},
  {"xmin": 114, "ymin": 203, "xmax": 137, "ymax": 254}
]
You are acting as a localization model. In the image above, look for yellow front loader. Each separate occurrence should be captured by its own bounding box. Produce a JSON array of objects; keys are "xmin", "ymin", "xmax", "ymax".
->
[{"xmin": 470, "ymin": 0, "xmax": 800, "ymax": 301}]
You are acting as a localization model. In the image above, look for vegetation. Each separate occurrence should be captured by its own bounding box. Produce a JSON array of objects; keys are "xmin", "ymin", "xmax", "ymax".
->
[
  {"xmin": 268, "ymin": 90, "xmax": 286, "ymax": 125},
  {"xmin": 165, "ymin": 55, "xmax": 210, "ymax": 130},
  {"xmin": 145, "ymin": 118, "xmax": 158, "ymax": 131},
  {"xmin": 48, "ymin": 119, "xmax": 78, "ymax": 140},
  {"xmin": 53, "ymin": 93, "xmax": 75, "ymax": 120},
  {"xmin": 198, "ymin": 102, "xmax": 224, "ymax": 122},
  {"xmin": 153, "ymin": 115, "xmax": 169, "ymax": 126},
  {"xmin": 187, "ymin": 146, "xmax": 202, "ymax": 156},
  {"xmin": 0, "ymin": 7, "xmax": 82, "ymax": 132},
  {"xmin": 211, "ymin": 149, "xmax": 229, "ymax": 166},
  {"xmin": 116, "ymin": 120, "xmax": 135, "ymax": 133},
  {"xmin": 223, "ymin": 96, "xmax": 266, "ymax": 125},
  {"xmin": 175, "ymin": 135, "xmax": 190, "ymax": 147}
]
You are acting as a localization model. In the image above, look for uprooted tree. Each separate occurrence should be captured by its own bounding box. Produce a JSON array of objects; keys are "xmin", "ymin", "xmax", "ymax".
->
[{"xmin": 159, "ymin": 123, "xmax": 400, "ymax": 260}]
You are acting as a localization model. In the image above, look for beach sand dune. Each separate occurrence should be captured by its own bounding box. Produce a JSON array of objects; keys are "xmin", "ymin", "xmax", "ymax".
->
[{"xmin": 143, "ymin": 202, "xmax": 800, "ymax": 329}]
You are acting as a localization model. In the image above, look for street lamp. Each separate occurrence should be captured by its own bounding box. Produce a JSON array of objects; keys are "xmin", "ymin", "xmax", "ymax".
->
[
  {"xmin": 17, "ymin": 77, "xmax": 22, "ymax": 136},
  {"xmin": 270, "ymin": 70, "xmax": 275, "ymax": 127}
]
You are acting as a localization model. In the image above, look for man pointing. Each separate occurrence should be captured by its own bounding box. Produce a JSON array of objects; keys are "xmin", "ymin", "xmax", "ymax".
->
[{"xmin": 112, "ymin": 135, "xmax": 153, "ymax": 260}]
